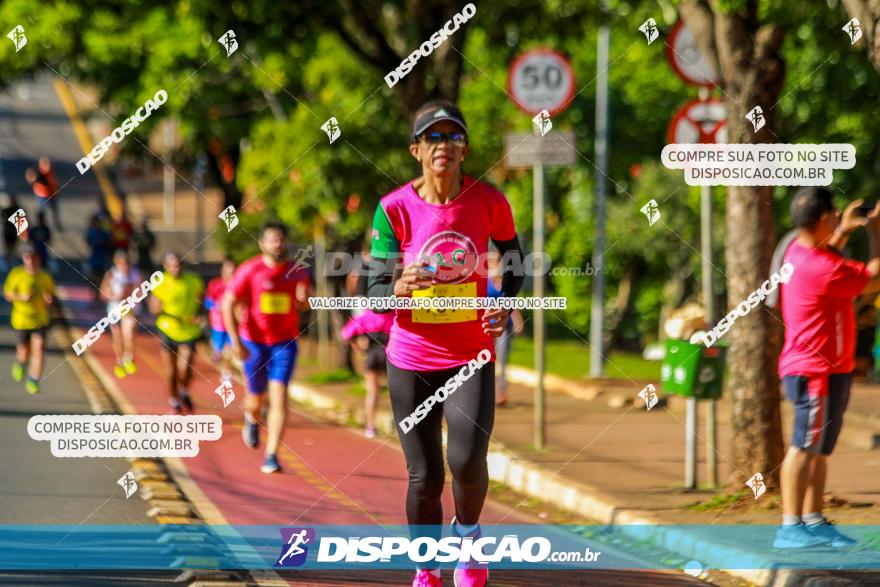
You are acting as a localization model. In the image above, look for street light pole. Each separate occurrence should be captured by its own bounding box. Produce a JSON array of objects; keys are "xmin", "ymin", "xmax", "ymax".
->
[{"xmin": 590, "ymin": 24, "xmax": 610, "ymax": 378}]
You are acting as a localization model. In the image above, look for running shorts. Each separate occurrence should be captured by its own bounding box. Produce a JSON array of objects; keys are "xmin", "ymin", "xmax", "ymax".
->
[
  {"xmin": 782, "ymin": 373, "xmax": 852, "ymax": 456},
  {"xmin": 365, "ymin": 332, "xmax": 389, "ymax": 372},
  {"xmin": 210, "ymin": 329, "xmax": 231, "ymax": 353},
  {"xmin": 241, "ymin": 338, "xmax": 298, "ymax": 394},
  {"xmin": 158, "ymin": 331, "xmax": 200, "ymax": 352},
  {"xmin": 15, "ymin": 327, "xmax": 47, "ymax": 344}
]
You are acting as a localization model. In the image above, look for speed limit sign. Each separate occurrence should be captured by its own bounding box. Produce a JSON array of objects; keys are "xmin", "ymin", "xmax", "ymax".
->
[{"xmin": 507, "ymin": 49, "xmax": 575, "ymax": 116}]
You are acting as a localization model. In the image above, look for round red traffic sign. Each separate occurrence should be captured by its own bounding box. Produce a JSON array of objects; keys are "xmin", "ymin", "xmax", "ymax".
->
[
  {"xmin": 667, "ymin": 98, "xmax": 727, "ymax": 144},
  {"xmin": 507, "ymin": 49, "xmax": 575, "ymax": 116},
  {"xmin": 667, "ymin": 20, "xmax": 719, "ymax": 87}
]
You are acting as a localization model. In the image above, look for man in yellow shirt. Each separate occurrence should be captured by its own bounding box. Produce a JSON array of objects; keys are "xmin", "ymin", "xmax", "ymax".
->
[
  {"xmin": 149, "ymin": 252, "xmax": 204, "ymax": 414},
  {"xmin": 3, "ymin": 244, "xmax": 55, "ymax": 394}
]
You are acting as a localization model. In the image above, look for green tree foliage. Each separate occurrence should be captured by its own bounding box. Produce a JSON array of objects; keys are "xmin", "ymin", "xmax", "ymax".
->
[{"xmin": 2, "ymin": 0, "xmax": 879, "ymax": 353}]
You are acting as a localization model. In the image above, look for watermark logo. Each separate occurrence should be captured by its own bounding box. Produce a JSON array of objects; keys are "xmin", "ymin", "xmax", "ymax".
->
[
  {"xmin": 276, "ymin": 528, "xmax": 315, "ymax": 567},
  {"xmin": 7, "ymin": 25, "xmax": 26, "ymax": 52},
  {"xmin": 219, "ymin": 205, "xmax": 239, "ymax": 232},
  {"xmin": 288, "ymin": 244, "xmax": 315, "ymax": 275},
  {"xmin": 118, "ymin": 471, "xmax": 138, "ymax": 498},
  {"xmin": 214, "ymin": 380, "xmax": 235, "ymax": 408},
  {"xmin": 321, "ymin": 117, "xmax": 341, "ymax": 144},
  {"xmin": 550, "ymin": 261, "xmax": 602, "ymax": 278},
  {"xmin": 640, "ymin": 199, "xmax": 660, "ymax": 226},
  {"xmin": 638, "ymin": 384, "xmax": 659, "ymax": 411},
  {"xmin": 400, "ymin": 349, "xmax": 492, "ymax": 433},
  {"xmin": 532, "ymin": 109, "xmax": 552, "ymax": 136},
  {"xmin": 77, "ymin": 90, "xmax": 168, "ymax": 174},
  {"xmin": 8, "ymin": 208, "xmax": 27, "ymax": 236},
  {"xmin": 746, "ymin": 105, "xmax": 765, "ymax": 133},
  {"xmin": 218, "ymin": 30, "xmax": 238, "ymax": 56},
  {"xmin": 691, "ymin": 262, "xmax": 794, "ymax": 348},
  {"xmin": 843, "ymin": 18, "xmax": 862, "ymax": 45},
  {"xmin": 745, "ymin": 472, "xmax": 766, "ymax": 499},
  {"xmin": 639, "ymin": 18, "xmax": 658, "ymax": 45},
  {"xmin": 384, "ymin": 3, "xmax": 476, "ymax": 88},
  {"xmin": 73, "ymin": 272, "xmax": 165, "ymax": 355}
]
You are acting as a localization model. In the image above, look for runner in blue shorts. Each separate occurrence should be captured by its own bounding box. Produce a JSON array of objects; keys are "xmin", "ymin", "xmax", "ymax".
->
[{"xmin": 221, "ymin": 222, "xmax": 311, "ymax": 474}]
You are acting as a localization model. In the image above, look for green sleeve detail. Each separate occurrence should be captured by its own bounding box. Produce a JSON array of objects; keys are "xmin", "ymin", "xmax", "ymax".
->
[{"xmin": 370, "ymin": 205, "xmax": 399, "ymax": 258}]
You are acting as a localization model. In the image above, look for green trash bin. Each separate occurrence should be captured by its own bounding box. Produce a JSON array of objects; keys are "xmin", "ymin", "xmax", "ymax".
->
[{"xmin": 661, "ymin": 338, "xmax": 727, "ymax": 400}]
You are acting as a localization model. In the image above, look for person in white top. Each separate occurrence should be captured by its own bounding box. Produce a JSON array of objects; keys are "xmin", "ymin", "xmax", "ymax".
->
[{"xmin": 100, "ymin": 250, "xmax": 142, "ymax": 378}]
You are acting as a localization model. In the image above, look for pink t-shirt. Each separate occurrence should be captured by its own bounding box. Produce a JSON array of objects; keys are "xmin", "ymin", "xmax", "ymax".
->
[
  {"xmin": 373, "ymin": 176, "xmax": 516, "ymax": 370},
  {"xmin": 227, "ymin": 256, "xmax": 310, "ymax": 345},
  {"xmin": 778, "ymin": 240, "xmax": 870, "ymax": 376},
  {"xmin": 341, "ymin": 309, "xmax": 393, "ymax": 341},
  {"xmin": 205, "ymin": 277, "xmax": 228, "ymax": 332}
]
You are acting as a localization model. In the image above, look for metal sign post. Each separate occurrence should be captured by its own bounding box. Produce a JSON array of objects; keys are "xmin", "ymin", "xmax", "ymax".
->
[
  {"xmin": 667, "ymin": 20, "xmax": 724, "ymax": 489},
  {"xmin": 504, "ymin": 132, "xmax": 576, "ymax": 449},
  {"xmin": 507, "ymin": 50, "xmax": 575, "ymax": 450}
]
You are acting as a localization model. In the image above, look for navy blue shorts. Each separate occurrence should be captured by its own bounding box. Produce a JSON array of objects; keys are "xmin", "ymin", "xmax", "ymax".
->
[
  {"xmin": 241, "ymin": 338, "xmax": 298, "ymax": 395},
  {"xmin": 782, "ymin": 373, "xmax": 852, "ymax": 456}
]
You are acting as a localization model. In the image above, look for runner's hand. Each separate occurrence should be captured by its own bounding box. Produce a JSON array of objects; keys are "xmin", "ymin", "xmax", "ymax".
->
[
  {"xmin": 482, "ymin": 308, "xmax": 510, "ymax": 337},
  {"xmin": 839, "ymin": 199, "xmax": 868, "ymax": 235},
  {"xmin": 393, "ymin": 261, "xmax": 434, "ymax": 296},
  {"xmin": 866, "ymin": 201, "xmax": 880, "ymax": 228},
  {"xmin": 233, "ymin": 343, "xmax": 250, "ymax": 363}
]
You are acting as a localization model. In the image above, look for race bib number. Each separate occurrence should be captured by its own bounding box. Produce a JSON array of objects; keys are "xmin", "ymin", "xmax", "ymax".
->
[
  {"xmin": 412, "ymin": 282, "xmax": 477, "ymax": 324},
  {"xmin": 260, "ymin": 291, "xmax": 292, "ymax": 315}
]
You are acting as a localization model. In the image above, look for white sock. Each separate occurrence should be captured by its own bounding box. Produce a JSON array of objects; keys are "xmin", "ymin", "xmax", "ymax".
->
[
  {"xmin": 802, "ymin": 512, "xmax": 825, "ymax": 526},
  {"xmin": 782, "ymin": 513, "xmax": 801, "ymax": 526},
  {"xmin": 245, "ymin": 413, "xmax": 256, "ymax": 424},
  {"xmin": 417, "ymin": 568, "xmax": 441, "ymax": 578}
]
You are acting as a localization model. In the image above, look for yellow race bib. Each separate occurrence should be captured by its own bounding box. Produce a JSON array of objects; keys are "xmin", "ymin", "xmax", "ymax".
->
[
  {"xmin": 260, "ymin": 291, "xmax": 292, "ymax": 315},
  {"xmin": 412, "ymin": 282, "xmax": 477, "ymax": 324}
]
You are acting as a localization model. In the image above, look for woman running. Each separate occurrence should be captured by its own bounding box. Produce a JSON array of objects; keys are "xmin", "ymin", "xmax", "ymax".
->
[
  {"xmin": 367, "ymin": 100, "xmax": 524, "ymax": 587},
  {"xmin": 100, "ymin": 250, "xmax": 141, "ymax": 378}
]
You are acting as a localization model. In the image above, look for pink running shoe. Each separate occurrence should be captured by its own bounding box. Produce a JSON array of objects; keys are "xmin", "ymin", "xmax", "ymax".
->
[
  {"xmin": 451, "ymin": 518, "xmax": 489, "ymax": 587},
  {"xmin": 453, "ymin": 566, "xmax": 488, "ymax": 587},
  {"xmin": 412, "ymin": 569, "xmax": 442, "ymax": 587}
]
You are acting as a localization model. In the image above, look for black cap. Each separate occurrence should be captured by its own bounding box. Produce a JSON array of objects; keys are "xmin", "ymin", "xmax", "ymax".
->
[{"xmin": 411, "ymin": 104, "xmax": 468, "ymax": 139}]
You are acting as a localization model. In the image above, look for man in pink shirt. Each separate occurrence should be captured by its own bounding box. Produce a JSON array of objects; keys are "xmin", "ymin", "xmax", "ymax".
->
[
  {"xmin": 221, "ymin": 221, "xmax": 311, "ymax": 474},
  {"xmin": 776, "ymin": 187, "xmax": 880, "ymax": 549}
]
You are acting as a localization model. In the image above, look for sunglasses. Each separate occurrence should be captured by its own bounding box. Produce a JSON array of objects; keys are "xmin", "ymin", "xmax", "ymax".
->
[{"xmin": 413, "ymin": 131, "xmax": 468, "ymax": 146}]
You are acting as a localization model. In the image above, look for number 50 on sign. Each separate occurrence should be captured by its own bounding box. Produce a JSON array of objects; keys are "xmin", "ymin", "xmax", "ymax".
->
[{"xmin": 507, "ymin": 49, "xmax": 575, "ymax": 116}]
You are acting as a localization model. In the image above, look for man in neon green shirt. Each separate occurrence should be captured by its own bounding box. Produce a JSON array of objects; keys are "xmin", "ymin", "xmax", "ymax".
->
[
  {"xmin": 3, "ymin": 244, "xmax": 55, "ymax": 394},
  {"xmin": 149, "ymin": 252, "xmax": 204, "ymax": 413}
]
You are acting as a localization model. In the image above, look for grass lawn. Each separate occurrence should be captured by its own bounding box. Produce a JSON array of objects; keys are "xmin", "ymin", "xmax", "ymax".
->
[{"xmin": 508, "ymin": 338, "xmax": 661, "ymax": 381}]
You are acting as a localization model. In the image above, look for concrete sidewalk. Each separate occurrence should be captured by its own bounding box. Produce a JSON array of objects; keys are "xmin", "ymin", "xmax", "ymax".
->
[{"xmin": 289, "ymin": 343, "xmax": 880, "ymax": 586}]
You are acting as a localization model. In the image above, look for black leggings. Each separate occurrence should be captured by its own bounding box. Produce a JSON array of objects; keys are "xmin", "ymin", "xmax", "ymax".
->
[{"xmin": 388, "ymin": 360, "xmax": 495, "ymax": 530}]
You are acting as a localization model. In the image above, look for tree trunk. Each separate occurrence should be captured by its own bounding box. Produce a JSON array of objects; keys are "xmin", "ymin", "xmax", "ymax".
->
[
  {"xmin": 681, "ymin": 0, "xmax": 786, "ymax": 489},
  {"xmin": 842, "ymin": 0, "xmax": 880, "ymax": 69}
]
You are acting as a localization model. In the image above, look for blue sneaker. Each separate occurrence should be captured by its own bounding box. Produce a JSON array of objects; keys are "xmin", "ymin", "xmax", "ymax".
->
[
  {"xmin": 773, "ymin": 523, "xmax": 826, "ymax": 549},
  {"xmin": 808, "ymin": 521, "xmax": 857, "ymax": 548},
  {"xmin": 242, "ymin": 418, "xmax": 259, "ymax": 449},
  {"xmin": 260, "ymin": 453, "xmax": 281, "ymax": 474}
]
